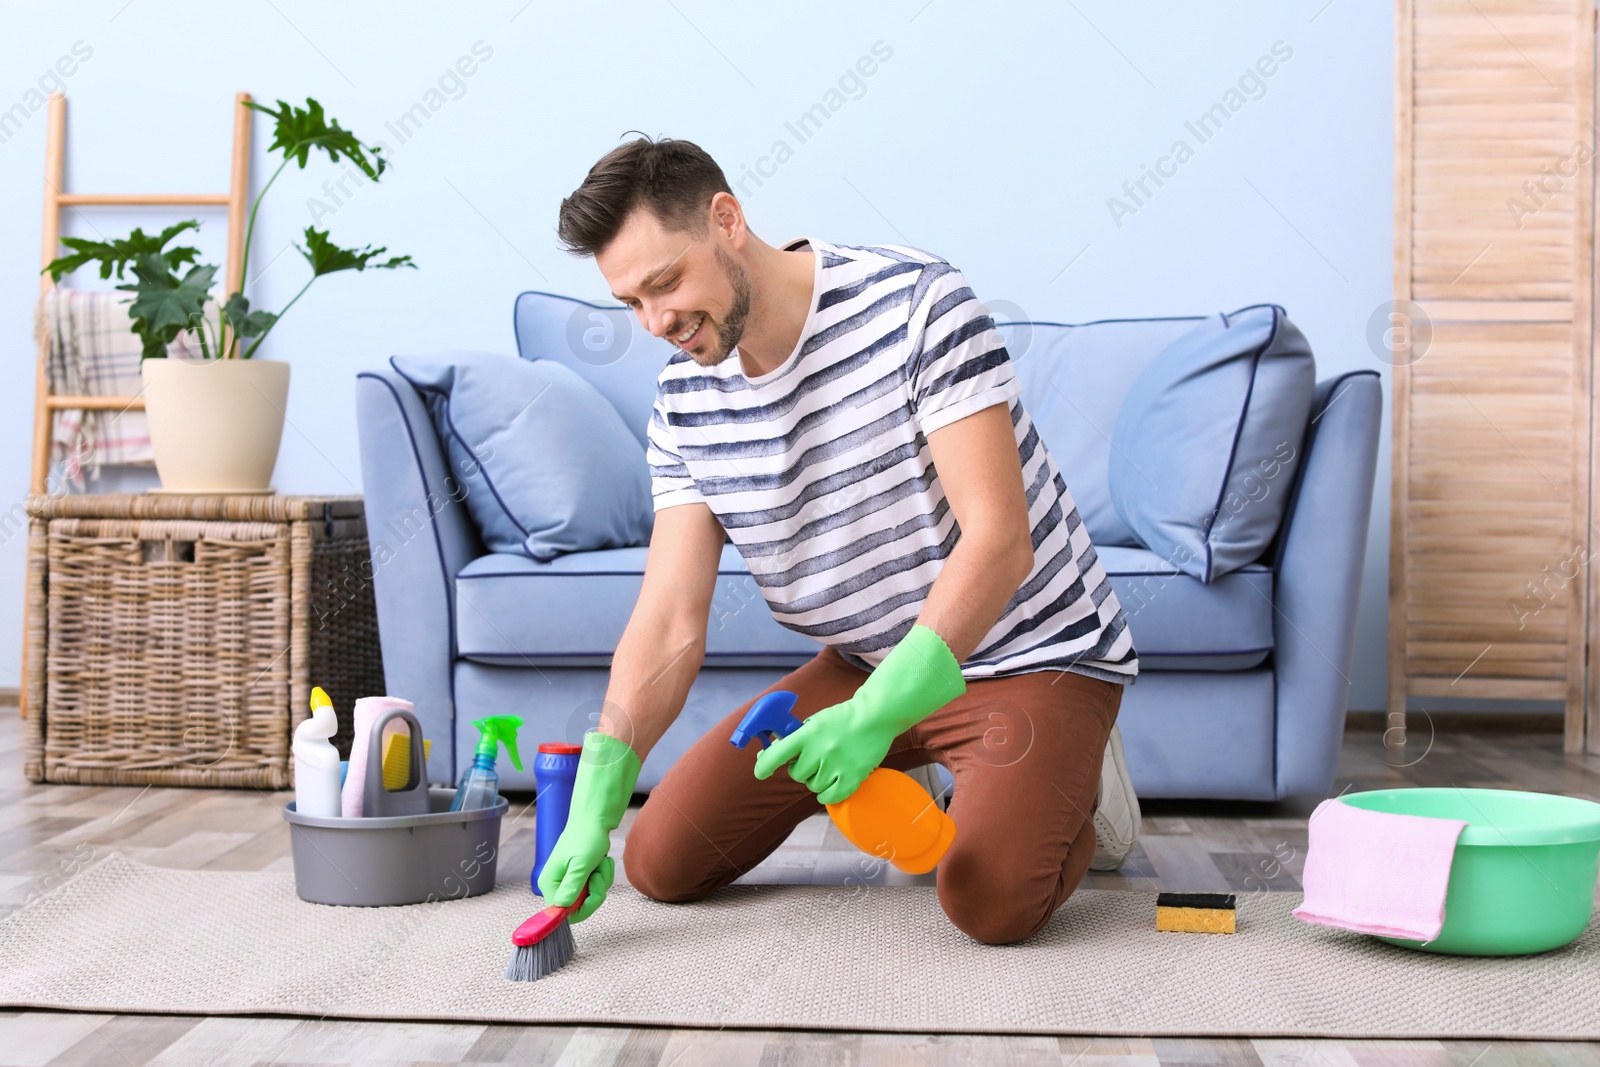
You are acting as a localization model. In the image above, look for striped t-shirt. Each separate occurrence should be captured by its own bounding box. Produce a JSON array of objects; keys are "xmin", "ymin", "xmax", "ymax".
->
[{"xmin": 646, "ymin": 237, "xmax": 1138, "ymax": 685}]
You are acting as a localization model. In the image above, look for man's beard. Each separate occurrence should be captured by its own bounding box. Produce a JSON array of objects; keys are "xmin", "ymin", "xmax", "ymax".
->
[{"xmin": 693, "ymin": 245, "xmax": 752, "ymax": 367}]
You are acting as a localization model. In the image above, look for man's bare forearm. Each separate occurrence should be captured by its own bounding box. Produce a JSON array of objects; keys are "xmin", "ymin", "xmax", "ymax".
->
[
  {"xmin": 598, "ymin": 611, "xmax": 704, "ymax": 763},
  {"xmin": 916, "ymin": 530, "xmax": 1033, "ymax": 665}
]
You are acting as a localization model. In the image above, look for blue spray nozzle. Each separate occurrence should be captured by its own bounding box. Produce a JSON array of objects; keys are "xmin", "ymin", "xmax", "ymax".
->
[{"xmin": 728, "ymin": 690, "xmax": 803, "ymax": 750}]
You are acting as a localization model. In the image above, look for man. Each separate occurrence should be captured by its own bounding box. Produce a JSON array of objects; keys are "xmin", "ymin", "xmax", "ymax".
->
[{"xmin": 537, "ymin": 135, "xmax": 1140, "ymax": 945}]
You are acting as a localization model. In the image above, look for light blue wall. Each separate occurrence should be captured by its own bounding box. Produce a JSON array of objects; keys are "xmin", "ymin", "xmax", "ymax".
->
[{"xmin": 0, "ymin": 0, "xmax": 1418, "ymax": 712}]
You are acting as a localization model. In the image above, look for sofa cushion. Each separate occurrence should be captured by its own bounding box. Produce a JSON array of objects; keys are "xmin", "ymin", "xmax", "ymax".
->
[
  {"xmin": 1098, "ymin": 545, "xmax": 1273, "ymax": 670},
  {"xmin": 995, "ymin": 315, "xmax": 1214, "ymax": 549},
  {"xmin": 1108, "ymin": 304, "xmax": 1314, "ymax": 583},
  {"xmin": 456, "ymin": 544, "xmax": 825, "ymax": 664},
  {"xmin": 390, "ymin": 352, "xmax": 654, "ymax": 563},
  {"xmin": 514, "ymin": 290, "xmax": 672, "ymax": 448},
  {"xmin": 457, "ymin": 542, "xmax": 1269, "ymax": 672}
]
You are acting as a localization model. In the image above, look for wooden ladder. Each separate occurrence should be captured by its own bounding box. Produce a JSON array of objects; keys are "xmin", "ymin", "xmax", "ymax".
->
[
  {"xmin": 31, "ymin": 90, "xmax": 255, "ymax": 495},
  {"xmin": 24, "ymin": 91, "xmax": 255, "ymax": 719}
]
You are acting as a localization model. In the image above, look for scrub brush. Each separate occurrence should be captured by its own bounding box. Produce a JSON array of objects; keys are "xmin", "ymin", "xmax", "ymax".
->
[{"xmin": 505, "ymin": 886, "xmax": 588, "ymax": 981}]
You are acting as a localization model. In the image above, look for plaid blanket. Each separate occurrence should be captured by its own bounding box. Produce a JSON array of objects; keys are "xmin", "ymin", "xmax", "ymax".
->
[{"xmin": 34, "ymin": 287, "xmax": 221, "ymax": 488}]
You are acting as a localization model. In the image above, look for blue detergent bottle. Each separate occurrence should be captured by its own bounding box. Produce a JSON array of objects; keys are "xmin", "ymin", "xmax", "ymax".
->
[
  {"xmin": 532, "ymin": 742, "xmax": 582, "ymax": 890},
  {"xmin": 450, "ymin": 715, "xmax": 524, "ymax": 812}
]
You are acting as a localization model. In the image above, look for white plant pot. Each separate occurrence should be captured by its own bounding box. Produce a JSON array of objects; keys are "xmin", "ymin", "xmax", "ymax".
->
[{"xmin": 140, "ymin": 358, "xmax": 290, "ymax": 494}]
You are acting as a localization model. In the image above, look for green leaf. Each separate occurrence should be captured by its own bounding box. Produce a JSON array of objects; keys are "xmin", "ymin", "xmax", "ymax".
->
[
  {"xmin": 243, "ymin": 96, "xmax": 389, "ymax": 180},
  {"xmin": 295, "ymin": 226, "xmax": 416, "ymax": 278},
  {"xmin": 41, "ymin": 220, "xmax": 202, "ymax": 282},
  {"xmin": 117, "ymin": 257, "xmax": 218, "ymax": 360},
  {"xmin": 221, "ymin": 292, "xmax": 278, "ymax": 339}
]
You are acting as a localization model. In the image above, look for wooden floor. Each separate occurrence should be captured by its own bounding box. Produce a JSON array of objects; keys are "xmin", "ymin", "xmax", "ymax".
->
[{"xmin": 2, "ymin": 710, "xmax": 1598, "ymax": 1065}]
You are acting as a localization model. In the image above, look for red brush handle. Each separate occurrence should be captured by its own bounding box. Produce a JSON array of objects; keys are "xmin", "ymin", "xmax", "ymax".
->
[{"xmin": 512, "ymin": 885, "xmax": 589, "ymax": 946}]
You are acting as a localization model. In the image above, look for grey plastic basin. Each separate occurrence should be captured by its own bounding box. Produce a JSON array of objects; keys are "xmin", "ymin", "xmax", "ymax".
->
[{"xmin": 282, "ymin": 787, "xmax": 508, "ymax": 906}]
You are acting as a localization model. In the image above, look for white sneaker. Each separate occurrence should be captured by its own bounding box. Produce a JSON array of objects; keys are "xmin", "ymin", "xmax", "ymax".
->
[
  {"xmin": 905, "ymin": 762, "xmax": 949, "ymax": 812},
  {"xmin": 1089, "ymin": 722, "xmax": 1141, "ymax": 871}
]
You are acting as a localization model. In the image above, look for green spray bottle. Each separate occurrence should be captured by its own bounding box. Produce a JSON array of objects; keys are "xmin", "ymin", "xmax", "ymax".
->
[{"xmin": 450, "ymin": 715, "xmax": 524, "ymax": 811}]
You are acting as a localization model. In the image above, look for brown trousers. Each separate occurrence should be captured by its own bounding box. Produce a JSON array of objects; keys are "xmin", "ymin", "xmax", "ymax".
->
[{"xmin": 623, "ymin": 645, "xmax": 1123, "ymax": 944}]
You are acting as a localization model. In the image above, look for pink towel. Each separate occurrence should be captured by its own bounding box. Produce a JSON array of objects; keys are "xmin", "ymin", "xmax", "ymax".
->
[{"xmin": 1291, "ymin": 797, "xmax": 1468, "ymax": 942}]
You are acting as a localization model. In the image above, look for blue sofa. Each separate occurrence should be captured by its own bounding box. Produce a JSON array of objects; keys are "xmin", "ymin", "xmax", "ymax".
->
[{"xmin": 355, "ymin": 291, "xmax": 1381, "ymax": 800}]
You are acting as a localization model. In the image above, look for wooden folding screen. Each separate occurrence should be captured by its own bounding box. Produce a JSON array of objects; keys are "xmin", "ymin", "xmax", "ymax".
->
[{"xmin": 1390, "ymin": 0, "xmax": 1596, "ymax": 753}]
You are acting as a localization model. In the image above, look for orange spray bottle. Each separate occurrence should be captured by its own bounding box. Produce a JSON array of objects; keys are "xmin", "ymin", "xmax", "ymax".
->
[{"xmin": 730, "ymin": 690, "xmax": 956, "ymax": 874}]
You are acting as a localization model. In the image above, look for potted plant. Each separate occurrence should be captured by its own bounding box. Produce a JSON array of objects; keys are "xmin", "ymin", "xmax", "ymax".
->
[{"xmin": 41, "ymin": 97, "xmax": 415, "ymax": 493}]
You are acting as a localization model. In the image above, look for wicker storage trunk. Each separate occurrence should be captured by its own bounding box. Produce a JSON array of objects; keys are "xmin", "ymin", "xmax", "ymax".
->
[{"xmin": 22, "ymin": 494, "xmax": 384, "ymax": 788}]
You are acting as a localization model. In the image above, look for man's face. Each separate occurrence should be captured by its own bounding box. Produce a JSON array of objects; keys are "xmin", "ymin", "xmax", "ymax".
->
[{"xmin": 596, "ymin": 206, "xmax": 751, "ymax": 368}]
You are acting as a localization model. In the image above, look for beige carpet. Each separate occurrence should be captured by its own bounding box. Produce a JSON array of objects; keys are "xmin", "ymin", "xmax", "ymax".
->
[{"xmin": 0, "ymin": 853, "xmax": 1595, "ymax": 1038}]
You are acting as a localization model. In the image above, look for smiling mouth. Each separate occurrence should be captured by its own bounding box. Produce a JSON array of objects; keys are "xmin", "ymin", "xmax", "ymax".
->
[{"xmin": 673, "ymin": 313, "xmax": 706, "ymax": 347}]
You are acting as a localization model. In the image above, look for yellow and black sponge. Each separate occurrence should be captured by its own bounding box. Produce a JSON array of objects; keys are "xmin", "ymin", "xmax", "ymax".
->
[{"xmin": 1155, "ymin": 892, "xmax": 1236, "ymax": 933}]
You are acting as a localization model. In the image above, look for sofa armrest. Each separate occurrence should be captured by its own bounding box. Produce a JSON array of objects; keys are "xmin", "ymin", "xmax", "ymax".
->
[
  {"xmin": 1271, "ymin": 370, "xmax": 1383, "ymax": 798},
  {"xmin": 355, "ymin": 364, "xmax": 488, "ymax": 784}
]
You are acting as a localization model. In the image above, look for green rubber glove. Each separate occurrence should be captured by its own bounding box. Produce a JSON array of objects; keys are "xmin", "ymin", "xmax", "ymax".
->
[
  {"xmin": 536, "ymin": 730, "xmax": 641, "ymax": 923},
  {"xmin": 753, "ymin": 624, "xmax": 966, "ymax": 805}
]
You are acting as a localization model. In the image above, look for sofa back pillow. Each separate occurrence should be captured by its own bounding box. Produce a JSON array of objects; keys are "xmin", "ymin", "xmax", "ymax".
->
[
  {"xmin": 514, "ymin": 290, "xmax": 667, "ymax": 448},
  {"xmin": 390, "ymin": 352, "xmax": 654, "ymax": 562},
  {"xmin": 1108, "ymin": 304, "xmax": 1314, "ymax": 583},
  {"xmin": 998, "ymin": 315, "xmax": 1212, "ymax": 548}
]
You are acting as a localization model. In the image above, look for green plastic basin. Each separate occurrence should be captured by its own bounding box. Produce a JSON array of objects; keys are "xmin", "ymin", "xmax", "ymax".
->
[{"xmin": 1337, "ymin": 787, "xmax": 1600, "ymax": 956}]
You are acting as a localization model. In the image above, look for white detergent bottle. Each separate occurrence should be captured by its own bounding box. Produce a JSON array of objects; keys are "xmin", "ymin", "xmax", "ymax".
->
[{"xmin": 293, "ymin": 687, "xmax": 342, "ymax": 818}]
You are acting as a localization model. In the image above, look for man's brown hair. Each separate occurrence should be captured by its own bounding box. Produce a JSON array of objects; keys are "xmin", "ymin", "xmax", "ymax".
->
[{"xmin": 557, "ymin": 135, "xmax": 733, "ymax": 258}]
